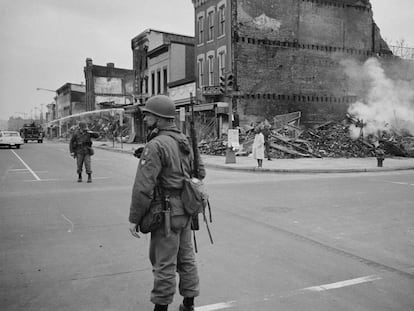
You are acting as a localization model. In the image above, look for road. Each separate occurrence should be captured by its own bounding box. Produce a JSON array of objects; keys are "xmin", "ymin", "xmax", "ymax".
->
[{"xmin": 1, "ymin": 142, "xmax": 413, "ymax": 311}]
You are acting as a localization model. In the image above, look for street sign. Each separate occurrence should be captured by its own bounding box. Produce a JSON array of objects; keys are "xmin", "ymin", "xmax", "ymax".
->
[
  {"xmin": 228, "ymin": 129, "xmax": 239, "ymax": 149},
  {"xmin": 179, "ymin": 107, "xmax": 186, "ymax": 122}
]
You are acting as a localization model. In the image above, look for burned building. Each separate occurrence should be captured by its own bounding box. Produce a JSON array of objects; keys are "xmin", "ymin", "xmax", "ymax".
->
[
  {"xmin": 192, "ymin": 0, "xmax": 391, "ymax": 127},
  {"xmin": 55, "ymin": 83, "xmax": 86, "ymax": 118},
  {"xmin": 84, "ymin": 58, "xmax": 135, "ymax": 111}
]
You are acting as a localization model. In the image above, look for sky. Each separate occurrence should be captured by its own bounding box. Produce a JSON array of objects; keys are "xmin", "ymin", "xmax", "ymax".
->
[{"xmin": 0, "ymin": 0, "xmax": 413, "ymax": 121}]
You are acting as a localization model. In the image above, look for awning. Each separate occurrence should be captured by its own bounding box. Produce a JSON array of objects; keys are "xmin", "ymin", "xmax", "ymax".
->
[{"xmin": 193, "ymin": 103, "xmax": 215, "ymax": 111}]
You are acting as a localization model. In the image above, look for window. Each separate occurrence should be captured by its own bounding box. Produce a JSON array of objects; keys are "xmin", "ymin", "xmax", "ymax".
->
[
  {"xmin": 208, "ymin": 54, "xmax": 214, "ymax": 86},
  {"xmin": 198, "ymin": 57, "xmax": 205, "ymax": 87},
  {"xmin": 217, "ymin": 47, "xmax": 226, "ymax": 78},
  {"xmin": 157, "ymin": 71, "xmax": 161, "ymax": 94},
  {"xmin": 198, "ymin": 15, "xmax": 204, "ymax": 44},
  {"xmin": 163, "ymin": 68, "xmax": 168, "ymax": 94},
  {"xmin": 218, "ymin": 4, "xmax": 226, "ymax": 36},
  {"xmin": 151, "ymin": 72, "xmax": 155, "ymax": 95},
  {"xmin": 208, "ymin": 10, "xmax": 215, "ymax": 41}
]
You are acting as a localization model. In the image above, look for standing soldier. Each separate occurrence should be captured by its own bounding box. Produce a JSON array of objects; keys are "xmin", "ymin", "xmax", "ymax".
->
[
  {"xmin": 129, "ymin": 95, "xmax": 205, "ymax": 311},
  {"xmin": 69, "ymin": 121, "xmax": 99, "ymax": 183}
]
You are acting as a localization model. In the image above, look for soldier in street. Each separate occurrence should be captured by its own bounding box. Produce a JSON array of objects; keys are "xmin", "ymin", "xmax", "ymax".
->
[
  {"xmin": 69, "ymin": 121, "xmax": 99, "ymax": 183},
  {"xmin": 129, "ymin": 95, "xmax": 205, "ymax": 311}
]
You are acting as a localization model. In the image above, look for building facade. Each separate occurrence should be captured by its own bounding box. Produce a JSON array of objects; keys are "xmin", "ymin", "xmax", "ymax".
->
[
  {"xmin": 55, "ymin": 83, "xmax": 86, "ymax": 119},
  {"xmin": 192, "ymin": 0, "xmax": 391, "ymax": 127},
  {"xmin": 84, "ymin": 58, "xmax": 135, "ymax": 111},
  {"xmin": 129, "ymin": 29, "xmax": 196, "ymax": 142}
]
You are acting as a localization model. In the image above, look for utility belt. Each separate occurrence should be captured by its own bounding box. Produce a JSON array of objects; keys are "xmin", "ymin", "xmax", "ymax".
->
[
  {"xmin": 140, "ymin": 191, "xmax": 172, "ymax": 236},
  {"xmin": 163, "ymin": 188, "xmax": 182, "ymax": 197},
  {"xmin": 77, "ymin": 142, "xmax": 91, "ymax": 146}
]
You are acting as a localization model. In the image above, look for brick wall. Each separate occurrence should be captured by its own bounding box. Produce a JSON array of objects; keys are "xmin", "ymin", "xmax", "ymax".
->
[{"xmin": 234, "ymin": 0, "xmax": 379, "ymax": 126}]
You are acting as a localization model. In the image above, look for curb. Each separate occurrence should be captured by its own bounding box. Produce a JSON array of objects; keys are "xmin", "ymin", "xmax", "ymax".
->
[
  {"xmin": 204, "ymin": 163, "xmax": 414, "ymax": 174},
  {"xmin": 95, "ymin": 145, "xmax": 414, "ymax": 174},
  {"xmin": 95, "ymin": 145, "xmax": 135, "ymax": 155}
]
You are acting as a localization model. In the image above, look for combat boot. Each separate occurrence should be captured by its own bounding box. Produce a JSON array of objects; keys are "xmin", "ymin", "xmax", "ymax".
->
[
  {"xmin": 77, "ymin": 173, "xmax": 82, "ymax": 182},
  {"xmin": 179, "ymin": 304, "xmax": 194, "ymax": 311},
  {"xmin": 179, "ymin": 298, "xmax": 194, "ymax": 311},
  {"xmin": 87, "ymin": 173, "xmax": 92, "ymax": 183},
  {"xmin": 153, "ymin": 304, "xmax": 168, "ymax": 311}
]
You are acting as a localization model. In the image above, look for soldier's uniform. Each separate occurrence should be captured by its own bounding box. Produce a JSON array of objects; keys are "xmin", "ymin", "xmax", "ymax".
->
[
  {"xmin": 129, "ymin": 125, "xmax": 205, "ymax": 307},
  {"xmin": 69, "ymin": 124, "xmax": 98, "ymax": 182}
]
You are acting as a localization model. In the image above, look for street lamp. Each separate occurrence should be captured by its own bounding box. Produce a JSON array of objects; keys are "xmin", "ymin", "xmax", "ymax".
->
[{"xmin": 36, "ymin": 87, "xmax": 56, "ymax": 93}]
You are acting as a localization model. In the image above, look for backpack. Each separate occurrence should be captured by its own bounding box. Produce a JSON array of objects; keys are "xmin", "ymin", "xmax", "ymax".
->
[{"xmin": 181, "ymin": 176, "xmax": 208, "ymax": 216}]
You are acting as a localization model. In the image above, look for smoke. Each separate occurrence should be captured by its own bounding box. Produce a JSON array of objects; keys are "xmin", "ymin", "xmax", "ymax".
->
[{"xmin": 342, "ymin": 57, "xmax": 414, "ymax": 139}]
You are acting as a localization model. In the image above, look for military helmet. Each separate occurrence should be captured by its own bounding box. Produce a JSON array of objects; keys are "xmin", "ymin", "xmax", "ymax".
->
[
  {"xmin": 141, "ymin": 95, "xmax": 176, "ymax": 119},
  {"xmin": 78, "ymin": 121, "xmax": 87, "ymax": 128}
]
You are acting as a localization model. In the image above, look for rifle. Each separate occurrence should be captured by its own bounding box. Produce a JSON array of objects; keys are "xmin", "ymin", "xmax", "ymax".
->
[
  {"xmin": 189, "ymin": 94, "xmax": 214, "ymax": 252},
  {"xmin": 189, "ymin": 93, "xmax": 200, "ymax": 231}
]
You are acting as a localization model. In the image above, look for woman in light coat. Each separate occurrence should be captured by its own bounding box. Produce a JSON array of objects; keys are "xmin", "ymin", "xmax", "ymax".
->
[{"xmin": 252, "ymin": 127, "xmax": 265, "ymax": 168}]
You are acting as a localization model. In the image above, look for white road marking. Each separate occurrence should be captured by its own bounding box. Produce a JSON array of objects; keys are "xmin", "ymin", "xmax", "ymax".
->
[
  {"xmin": 378, "ymin": 180, "xmax": 414, "ymax": 186},
  {"xmin": 24, "ymin": 179, "xmax": 59, "ymax": 182},
  {"xmin": 195, "ymin": 275, "xmax": 382, "ymax": 310},
  {"xmin": 61, "ymin": 214, "xmax": 74, "ymax": 233},
  {"xmin": 23, "ymin": 177, "xmax": 110, "ymax": 182},
  {"xmin": 302, "ymin": 275, "xmax": 382, "ymax": 292},
  {"xmin": 9, "ymin": 169, "xmax": 48, "ymax": 174},
  {"xmin": 11, "ymin": 150, "xmax": 41, "ymax": 181},
  {"xmin": 195, "ymin": 301, "xmax": 236, "ymax": 311}
]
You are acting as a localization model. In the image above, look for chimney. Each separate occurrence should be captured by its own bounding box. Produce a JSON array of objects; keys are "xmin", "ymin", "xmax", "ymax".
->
[
  {"xmin": 86, "ymin": 58, "xmax": 93, "ymax": 66},
  {"xmin": 107, "ymin": 63, "xmax": 115, "ymax": 68}
]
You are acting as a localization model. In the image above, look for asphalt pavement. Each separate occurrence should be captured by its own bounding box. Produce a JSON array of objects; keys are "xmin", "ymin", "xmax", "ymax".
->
[
  {"xmin": 94, "ymin": 140, "xmax": 414, "ymax": 173},
  {"xmin": 3, "ymin": 142, "xmax": 414, "ymax": 311}
]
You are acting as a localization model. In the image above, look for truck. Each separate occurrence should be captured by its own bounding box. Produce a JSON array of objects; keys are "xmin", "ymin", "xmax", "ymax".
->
[{"xmin": 20, "ymin": 122, "xmax": 44, "ymax": 143}]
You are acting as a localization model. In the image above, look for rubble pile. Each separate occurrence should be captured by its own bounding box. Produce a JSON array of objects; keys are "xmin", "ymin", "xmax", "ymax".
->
[
  {"xmin": 198, "ymin": 120, "xmax": 414, "ymax": 158},
  {"xmin": 298, "ymin": 122, "xmax": 376, "ymax": 158},
  {"xmin": 199, "ymin": 138, "xmax": 227, "ymax": 156}
]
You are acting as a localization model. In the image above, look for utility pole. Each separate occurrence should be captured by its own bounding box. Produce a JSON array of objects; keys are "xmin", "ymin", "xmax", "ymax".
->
[{"xmin": 40, "ymin": 104, "xmax": 45, "ymax": 124}]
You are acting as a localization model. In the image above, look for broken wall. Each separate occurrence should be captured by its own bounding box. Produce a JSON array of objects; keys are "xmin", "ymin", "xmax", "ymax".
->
[{"xmin": 235, "ymin": 0, "xmax": 380, "ymax": 126}]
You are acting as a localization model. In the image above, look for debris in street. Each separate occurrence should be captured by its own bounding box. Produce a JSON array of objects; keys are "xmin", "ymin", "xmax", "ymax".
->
[{"xmin": 197, "ymin": 118, "xmax": 414, "ymax": 159}]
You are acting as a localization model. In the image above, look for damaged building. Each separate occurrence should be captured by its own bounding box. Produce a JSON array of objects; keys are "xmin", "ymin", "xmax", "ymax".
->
[
  {"xmin": 84, "ymin": 58, "xmax": 135, "ymax": 111},
  {"xmin": 192, "ymin": 0, "xmax": 392, "ymax": 128}
]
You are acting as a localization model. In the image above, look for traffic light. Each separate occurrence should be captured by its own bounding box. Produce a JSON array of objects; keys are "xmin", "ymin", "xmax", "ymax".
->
[
  {"xmin": 219, "ymin": 75, "xmax": 226, "ymax": 94},
  {"xmin": 219, "ymin": 73, "xmax": 234, "ymax": 95},
  {"xmin": 226, "ymin": 73, "xmax": 234, "ymax": 93}
]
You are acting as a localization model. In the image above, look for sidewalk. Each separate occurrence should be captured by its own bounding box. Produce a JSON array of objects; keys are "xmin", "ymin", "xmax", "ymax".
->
[{"xmin": 94, "ymin": 141, "xmax": 414, "ymax": 173}]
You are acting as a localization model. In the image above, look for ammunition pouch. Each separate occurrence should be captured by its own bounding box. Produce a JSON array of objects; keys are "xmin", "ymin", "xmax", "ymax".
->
[
  {"xmin": 139, "ymin": 186, "xmax": 172, "ymax": 235},
  {"xmin": 140, "ymin": 199, "xmax": 164, "ymax": 234},
  {"xmin": 88, "ymin": 147, "xmax": 94, "ymax": 156}
]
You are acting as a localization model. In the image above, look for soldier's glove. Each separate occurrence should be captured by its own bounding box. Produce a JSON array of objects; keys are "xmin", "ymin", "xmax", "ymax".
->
[{"xmin": 71, "ymin": 153, "xmax": 76, "ymax": 159}]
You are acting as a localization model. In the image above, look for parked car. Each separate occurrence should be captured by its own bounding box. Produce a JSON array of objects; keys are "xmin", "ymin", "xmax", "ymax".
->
[{"xmin": 0, "ymin": 130, "xmax": 24, "ymax": 149}]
